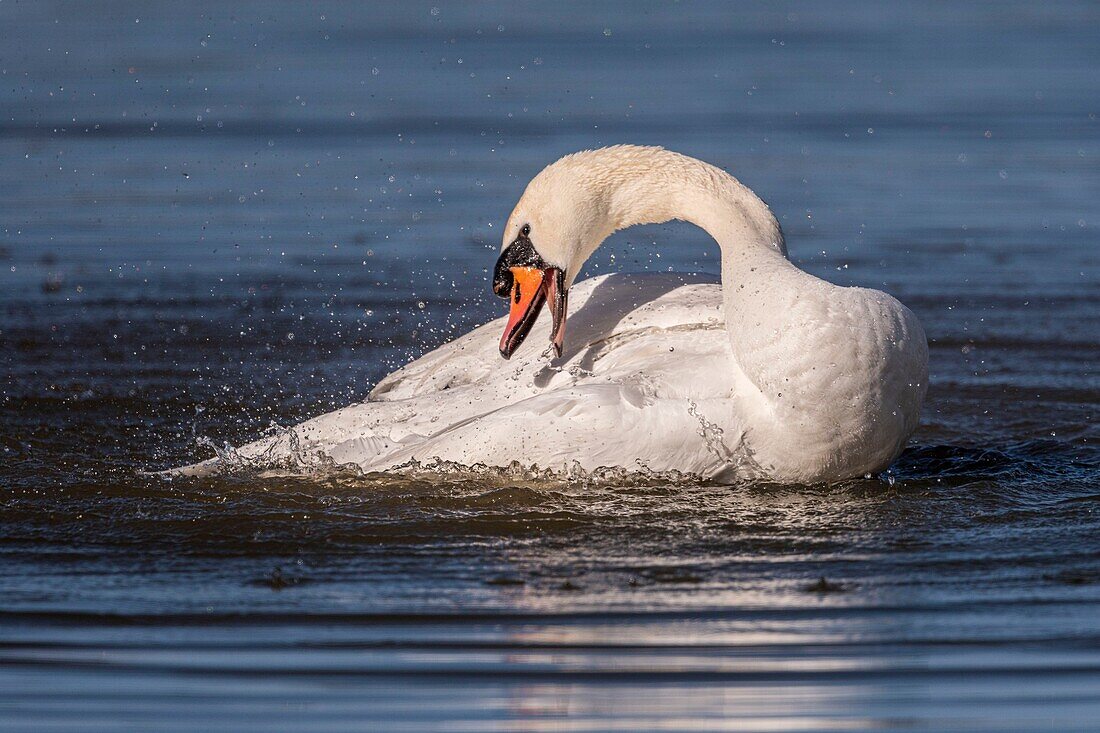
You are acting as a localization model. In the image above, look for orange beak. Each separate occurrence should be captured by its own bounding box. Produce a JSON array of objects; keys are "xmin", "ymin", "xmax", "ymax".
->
[{"xmin": 498, "ymin": 266, "xmax": 567, "ymax": 359}]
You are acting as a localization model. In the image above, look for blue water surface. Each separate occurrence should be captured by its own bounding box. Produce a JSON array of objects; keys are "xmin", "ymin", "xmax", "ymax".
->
[{"xmin": 1, "ymin": 2, "xmax": 1098, "ymax": 731}]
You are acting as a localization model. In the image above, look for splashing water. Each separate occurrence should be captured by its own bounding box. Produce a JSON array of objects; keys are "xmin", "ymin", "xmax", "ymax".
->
[
  {"xmin": 190, "ymin": 420, "xmax": 364, "ymax": 479},
  {"xmin": 687, "ymin": 399, "xmax": 762, "ymax": 478},
  {"xmin": 390, "ymin": 456, "xmax": 706, "ymax": 488}
]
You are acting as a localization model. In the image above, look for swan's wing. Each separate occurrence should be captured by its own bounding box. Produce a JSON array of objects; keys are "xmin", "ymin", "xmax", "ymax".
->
[
  {"xmin": 369, "ymin": 272, "xmax": 721, "ymax": 402},
  {"xmin": 341, "ymin": 384, "xmax": 743, "ymax": 479},
  {"xmin": 324, "ymin": 277, "xmax": 744, "ymax": 477},
  {"xmin": 175, "ymin": 273, "xmax": 746, "ymax": 478}
]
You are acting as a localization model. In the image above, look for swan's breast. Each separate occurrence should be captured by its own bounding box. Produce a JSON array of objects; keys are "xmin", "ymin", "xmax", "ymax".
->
[{"xmin": 737, "ymin": 282, "xmax": 928, "ymax": 481}]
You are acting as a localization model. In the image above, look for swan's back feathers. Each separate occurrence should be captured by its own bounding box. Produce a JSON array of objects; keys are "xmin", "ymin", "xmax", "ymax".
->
[
  {"xmin": 370, "ymin": 273, "xmax": 726, "ymax": 403},
  {"xmin": 268, "ymin": 274, "xmax": 749, "ymax": 478}
]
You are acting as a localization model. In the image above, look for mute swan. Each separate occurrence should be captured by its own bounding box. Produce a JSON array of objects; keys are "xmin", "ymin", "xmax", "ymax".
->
[{"xmin": 180, "ymin": 146, "xmax": 927, "ymax": 484}]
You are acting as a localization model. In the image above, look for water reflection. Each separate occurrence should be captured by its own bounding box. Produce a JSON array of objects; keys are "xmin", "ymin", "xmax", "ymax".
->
[{"xmin": 4, "ymin": 611, "xmax": 1097, "ymax": 731}]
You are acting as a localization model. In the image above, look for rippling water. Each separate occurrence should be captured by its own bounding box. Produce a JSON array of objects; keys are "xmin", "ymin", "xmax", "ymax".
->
[{"xmin": 2, "ymin": 1, "xmax": 1098, "ymax": 730}]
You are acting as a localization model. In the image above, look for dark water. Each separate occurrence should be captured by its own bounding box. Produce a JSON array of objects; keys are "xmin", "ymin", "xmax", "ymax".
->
[{"xmin": 2, "ymin": 1, "xmax": 1099, "ymax": 730}]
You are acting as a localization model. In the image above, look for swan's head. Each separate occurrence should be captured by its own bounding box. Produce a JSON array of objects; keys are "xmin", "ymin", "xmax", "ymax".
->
[
  {"xmin": 492, "ymin": 152, "xmax": 614, "ymax": 359},
  {"xmin": 489, "ymin": 145, "xmax": 783, "ymax": 359}
]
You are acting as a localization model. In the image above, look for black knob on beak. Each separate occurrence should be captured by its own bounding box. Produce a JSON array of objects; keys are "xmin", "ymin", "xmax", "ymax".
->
[
  {"xmin": 492, "ymin": 231, "xmax": 541, "ymax": 298},
  {"xmin": 492, "ymin": 252, "xmax": 514, "ymax": 298}
]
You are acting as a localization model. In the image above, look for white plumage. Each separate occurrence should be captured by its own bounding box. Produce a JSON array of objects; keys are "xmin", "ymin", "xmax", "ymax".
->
[{"xmin": 179, "ymin": 146, "xmax": 928, "ymax": 483}]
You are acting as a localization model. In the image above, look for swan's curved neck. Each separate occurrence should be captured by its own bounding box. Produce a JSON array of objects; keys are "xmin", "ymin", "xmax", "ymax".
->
[
  {"xmin": 598, "ymin": 150, "xmax": 786, "ymax": 266},
  {"xmin": 577, "ymin": 148, "xmax": 807, "ymax": 406},
  {"xmin": 581, "ymin": 148, "xmax": 793, "ymax": 339}
]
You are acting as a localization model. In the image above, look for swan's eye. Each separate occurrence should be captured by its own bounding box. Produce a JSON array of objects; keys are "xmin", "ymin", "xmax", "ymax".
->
[{"xmin": 521, "ymin": 224, "xmax": 530, "ymax": 237}]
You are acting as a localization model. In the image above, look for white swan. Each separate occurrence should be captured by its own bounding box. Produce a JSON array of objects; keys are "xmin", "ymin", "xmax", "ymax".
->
[{"xmin": 180, "ymin": 146, "xmax": 927, "ymax": 484}]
